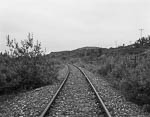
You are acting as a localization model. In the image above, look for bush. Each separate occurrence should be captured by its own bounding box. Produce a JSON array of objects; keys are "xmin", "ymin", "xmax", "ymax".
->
[
  {"xmin": 97, "ymin": 63, "xmax": 112, "ymax": 76},
  {"xmin": 81, "ymin": 47, "xmax": 150, "ymax": 112},
  {"xmin": 0, "ymin": 34, "xmax": 60, "ymax": 95}
]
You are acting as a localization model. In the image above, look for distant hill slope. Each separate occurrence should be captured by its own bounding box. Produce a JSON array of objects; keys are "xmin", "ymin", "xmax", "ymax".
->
[
  {"xmin": 48, "ymin": 39, "xmax": 150, "ymax": 61},
  {"xmin": 48, "ymin": 46, "xmax": 107, "ymax": 60}
]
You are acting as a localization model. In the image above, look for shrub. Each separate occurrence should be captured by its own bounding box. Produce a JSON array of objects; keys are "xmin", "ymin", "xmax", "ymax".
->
[
  {"xmin": 81, "ymin": 44, "xmax": 150, "ymax": 112},
  {"xmin": 97, "ymin": 63, "xmax": 112, "ymax": 76},
  {"xmin": 0, "ymin": 34, "xmax": 59, "ymax": 95}
]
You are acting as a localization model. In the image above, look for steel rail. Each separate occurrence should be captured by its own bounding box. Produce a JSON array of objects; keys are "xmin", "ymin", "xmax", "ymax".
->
[
  {"xmin": 39, "ymin": 65, "xmax": 70, "ymax": 117},
  {"xmin": 74, "ymin": 65, "xmax": 112, "ymax": 117}
]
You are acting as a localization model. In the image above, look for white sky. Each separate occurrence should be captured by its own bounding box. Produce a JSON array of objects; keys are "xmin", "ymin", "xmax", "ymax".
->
[{"xmin": 0, "ymin": 0, "xmax": 150, "ymax": 52}]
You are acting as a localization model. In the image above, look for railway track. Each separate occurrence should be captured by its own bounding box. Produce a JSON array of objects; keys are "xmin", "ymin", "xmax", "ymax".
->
[{"xmin": 39, "ymin": 64, "xmax": 112, "ymax": 117}]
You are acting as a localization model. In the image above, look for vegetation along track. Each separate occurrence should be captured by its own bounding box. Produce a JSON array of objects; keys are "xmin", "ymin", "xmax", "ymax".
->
[{"xmin": 39, "ymin": 64, "xmax": 112, "ymax": 117}]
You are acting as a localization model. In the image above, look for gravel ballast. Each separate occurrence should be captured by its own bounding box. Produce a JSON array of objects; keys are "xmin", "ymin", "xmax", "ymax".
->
[
  {"xmin": 46, "ymin": 65, "xmax": 105, "ymax": 117},
  {"xmin": 81, "ymin": 67, "xmax": 150, "ymax": 117},
  {"xmin": 0, "ymin": 66, "xmax": 67, "ymax": 117}
]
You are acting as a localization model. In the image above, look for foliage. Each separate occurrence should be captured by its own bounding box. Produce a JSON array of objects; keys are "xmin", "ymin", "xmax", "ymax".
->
[
  {"xmin": 0, "ymin": 34, "xmax": 59, "ymax": 95},
  {"xmin": 134, "ymin": 36, "xmax": 150, "ymax": 48},
  {"xmin": 72, "ymin": 36, "xmax": 150, "ymax": 112},
  {"xmin": 6, "ymin": 33, "xmax": 43, "ymax": 57},
  {"xmin": 84, "ymin": 53, "xmax": 150, "ymax": 112}
]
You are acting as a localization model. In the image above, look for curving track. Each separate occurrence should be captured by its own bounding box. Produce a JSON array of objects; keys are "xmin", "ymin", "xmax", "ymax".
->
[{"xmin": 39, "ymin": 64, "xmax": 112, "ymax": 117}]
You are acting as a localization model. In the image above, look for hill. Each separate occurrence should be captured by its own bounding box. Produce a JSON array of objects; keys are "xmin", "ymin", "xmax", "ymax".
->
[{"xmin": 48, "ymin": 47, "xmax": 107, "ymax": 61}]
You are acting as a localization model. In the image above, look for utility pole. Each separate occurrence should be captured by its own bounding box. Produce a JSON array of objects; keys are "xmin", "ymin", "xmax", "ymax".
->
[{"xmin": 139, "ymin": 29, "xmax": 144, "ymax": 39}]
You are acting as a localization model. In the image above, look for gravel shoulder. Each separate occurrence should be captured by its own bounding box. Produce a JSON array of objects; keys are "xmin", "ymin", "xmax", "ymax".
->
[
  {"xmin": 80, "ymin": 67, "xmax": 150, "ymax": 117},
  {"xmin": 0, "ymin": 66, "xmax": 68, "ymax": 117}
]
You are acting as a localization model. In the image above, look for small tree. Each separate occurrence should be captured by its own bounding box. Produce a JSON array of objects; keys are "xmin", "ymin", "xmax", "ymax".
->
[
  {"xmin": 6, "ymin": 33, "xmax": 43, "ymax": 58},
  {"xmin": 4, "ymin": 33, "xmax": 46, "ymax": 90}
]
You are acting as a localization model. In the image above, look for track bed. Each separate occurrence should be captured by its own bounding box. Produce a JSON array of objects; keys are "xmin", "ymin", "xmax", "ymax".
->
[{"xmin": 42, "ymin": 65, "xmax": 109, "ymax": 117}]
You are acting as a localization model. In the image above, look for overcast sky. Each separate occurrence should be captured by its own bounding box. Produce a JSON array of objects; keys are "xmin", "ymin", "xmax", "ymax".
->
[{"xmin": 0, "ymin": 0, "xmax": 150, "ymax": 52}]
